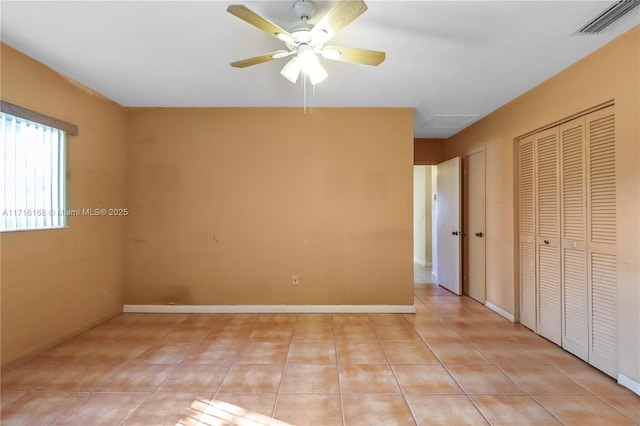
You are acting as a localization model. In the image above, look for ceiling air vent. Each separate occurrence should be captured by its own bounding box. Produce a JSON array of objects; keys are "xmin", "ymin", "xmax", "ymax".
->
[{"xmin": 578, "ymin": 0, "xmax": 640, "ymax": 33}]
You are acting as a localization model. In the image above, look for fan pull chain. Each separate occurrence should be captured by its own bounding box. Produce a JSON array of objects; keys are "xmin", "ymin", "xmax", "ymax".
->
[{"xmin": 303, "ymin": 74, "xmax": 307, "ymax": 114}]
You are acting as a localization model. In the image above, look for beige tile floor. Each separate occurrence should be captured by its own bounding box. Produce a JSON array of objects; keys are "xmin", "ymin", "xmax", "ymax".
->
[
  {"xmin": 1, "ymin": 275, "xmax": 638, "ymax": 425},
  {"xmin": 413, "ymin": 264, "xmax": 434, "ymax": 285}
]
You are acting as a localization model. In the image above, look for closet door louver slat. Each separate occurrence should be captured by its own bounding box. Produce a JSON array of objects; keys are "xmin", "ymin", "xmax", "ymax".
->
[
  {"xmin": 519, "ymin": 136, "xmax": 536, "ymax": 330},
  {"xmin": 561, "ymin": 122, "xmax": 586, "ymax": 241},
  {"xmin": 538, "ymin": 245, "xmax": 562, "ymax": 344},
  {"xmin": 520, "ymin": 242, "xmax": 536, "ymax": 329},
  {"xmin": 591, "ymin": 253, "xmax": 617, "ymax": 369},
  {"xmin": 586, "ymin": 106, "xmax": 617, "ymax": 377},
  {"xmin": 517, "ymin": 104, "xmax": 617, "ymax": 379},
  {"xmin": 560, "ymin": 117, "xmax": 588, "ymax": 361},
  {"xmin": 535, "ymin": 128, "xmax": 561, "ymax": 345},
  {"xmin": 563, "ymin": 249, "xmax": 588, "ymax": 358}
]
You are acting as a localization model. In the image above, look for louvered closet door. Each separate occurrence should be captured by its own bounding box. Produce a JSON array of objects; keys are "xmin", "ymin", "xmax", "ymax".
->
[
  {"xmin": 535, "ymin": 127, "xmax": 562, "ymax": 345},
  {"xmin": 519, "ymin": 136, "xmax": 536, "ymax": 330},
  {"xmin": 560, "ymin": 117, "xmax": 588, "ymax": 361},
  {"xmin": 586, "ymin": 105, "xmax": 617, "ymax": 377}
]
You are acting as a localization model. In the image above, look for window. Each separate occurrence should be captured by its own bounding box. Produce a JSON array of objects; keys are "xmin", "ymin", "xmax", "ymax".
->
[{"xmin": 1, "ymin": 111, "xmax": 67, "ymax": 231}]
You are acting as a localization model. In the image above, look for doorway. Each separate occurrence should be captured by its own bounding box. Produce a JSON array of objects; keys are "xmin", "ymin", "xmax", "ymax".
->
[
  {"xmin": 414, "ymin": 155, "xmax": 486, "ymax": 299},
  {"xmin": 413, "ymin": 165, "xmax": 434, "ymax": 284}
]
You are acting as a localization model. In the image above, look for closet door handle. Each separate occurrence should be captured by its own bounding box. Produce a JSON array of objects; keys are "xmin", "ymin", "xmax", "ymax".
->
[
  {"xmin": 544, "ymin": 239, "xmax": 550, "ymax": 245},
  {"xmin": 451, "ymin": 231, "xmax": 459, "ymax": 236},
  {"xmin": 475, "ymin": 232, "xmax": 483, "ymax": 237}
]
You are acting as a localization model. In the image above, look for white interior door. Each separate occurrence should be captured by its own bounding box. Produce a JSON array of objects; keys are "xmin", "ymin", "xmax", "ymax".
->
[
  {"xmin": 436, "ymin": 157, "xmax": 462, "ymax": 295},
  {"xmin": 465, "ymin": 151, "xmax": 486, "ymax": 302}
]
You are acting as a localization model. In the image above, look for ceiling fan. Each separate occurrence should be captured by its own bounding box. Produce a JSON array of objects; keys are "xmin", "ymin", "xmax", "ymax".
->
[{"xmin": 227, "ymin": 0, "xmax": 385, "ymax": 85}]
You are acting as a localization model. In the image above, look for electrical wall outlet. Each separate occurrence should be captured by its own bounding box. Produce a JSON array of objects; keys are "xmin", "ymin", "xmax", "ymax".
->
[{"xmin": 292, "ymin": 274, "xmax": 299, "ymax": 286}]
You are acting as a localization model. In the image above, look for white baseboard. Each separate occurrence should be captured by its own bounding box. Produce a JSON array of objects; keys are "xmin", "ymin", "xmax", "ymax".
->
[
  {"xmin": 485, "ymin": 301, "xmax": 515, "ymax": 322},
  {"xmin": 617, "ymin": 373, "xmax": 640, "ymax": 396},
  {"xmin": 123, "ymin": 304, "xmax": 417, "ymax": 314}
]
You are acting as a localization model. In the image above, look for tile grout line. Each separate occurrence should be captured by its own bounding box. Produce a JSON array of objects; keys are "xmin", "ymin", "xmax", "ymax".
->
[
  {"xmin": 415, "ymin": 303, "xmax": 494, "ymax": 426},
  {"xmin": 120, "ymin": 314, "xmax": 221, "ymax": 425},
  {"xmin": 372, "ymin": 313, "xmax": 419, "ymax": 426},
  {"xmin": 46, "ymin": 316, "xmax": 187, "ymax": 426},
  {"xmin": 460, "ymin": 311, "xmax": 567, "ymax": 425},
  {"xmin": 330, "ymin": 314, "xmax": 347, "ymax": 426},
  {"xmin": 532, "ymin": 362, "xmax": 639, "ymax": 425},
  {"xmin": 49, "ymin": 315, "xmax": 180, "ymax": 425},
  {"xmin": 475, "ymin": 337, "xmax": 575, "ymax": 425},
  {"xmin": 268, "ymin": 313, "xmax": 296, "ymax": 426},
  {"xmin": 413, "ymin": 292, "xmax": 539, "ymax": 426},
  {"xmin": 588, "ymin": 392, "xmax": 640, "ymax": 424},
  {"xmin": 198, "ymin": 313, "xmax": 245, "ymax": 424}
]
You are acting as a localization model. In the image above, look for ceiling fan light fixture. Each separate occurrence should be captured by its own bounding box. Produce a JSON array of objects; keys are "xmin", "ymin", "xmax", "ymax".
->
[
  {"xmin": 291, "ymin": 28, "xmax": 314, "ymax": 44},
  {"xmin": 228, "ymin": 0, "xmax": 384, "ymax": 86},
  {"xmin": 276, "ymin": 32, "xmax": 294, "ymax": 43},
  {"xmin": 297, "ymin": 48, "xmax": 318, "ymax": 66},
  {"xmin": 306, "ymin": 62, "xmax": 328, "ymax": 85},
  {"xmin": 311, "ymin": 29, "xmax": 330, "ymax": 44},
  {"xmin": 321, "ymin": 48, "xmax": 341, "ymax": 60},
  {"xmin": 296, "ymin": 49, "xmax": 327, "ymax": 84},
  {"xmin": 272, "ymin": 51, "xmax": 290, "ymax": 59},
  {"xmin": 309, "ymin": 64, "xmax": 329, "ymax": 85},
  {"xmin": 280, "ymin": 58, "xmax": 301, "ymax": 83}
]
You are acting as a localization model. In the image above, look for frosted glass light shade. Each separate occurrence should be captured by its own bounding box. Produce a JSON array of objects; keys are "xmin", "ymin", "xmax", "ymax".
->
[{"xmin": 280, "ymin": 58, "xmax": 301, "ymax": 83}]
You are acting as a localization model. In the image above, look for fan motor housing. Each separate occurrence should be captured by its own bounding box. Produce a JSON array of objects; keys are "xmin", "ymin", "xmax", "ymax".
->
[{"xmin": 293, "ymin": 0, "xmax": 316, "ymax": 21}]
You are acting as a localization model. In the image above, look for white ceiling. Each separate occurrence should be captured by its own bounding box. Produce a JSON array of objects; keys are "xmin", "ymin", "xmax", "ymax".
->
[{"xmin": 1, "ymin": 1, "xmax": 638, "ymax": 138}]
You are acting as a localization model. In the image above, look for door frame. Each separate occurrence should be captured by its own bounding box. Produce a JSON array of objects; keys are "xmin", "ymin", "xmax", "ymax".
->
[{"xmin": 463, "ymin": 149, "xmax": 486, "ymax": 303}]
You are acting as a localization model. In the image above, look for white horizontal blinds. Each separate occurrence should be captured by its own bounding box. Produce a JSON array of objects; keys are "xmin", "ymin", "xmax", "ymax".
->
[
  {"xmin": 586, "ymin": 105, "xmax": 617, "ymax": 377},
  {"xmin": 1, "ymin": 115, "xmax": 14, "ymax": 229},
  {"xmin": 519, "ymin": 136, "xmax": 536, "ymax": 330},
  {"xmin": 535, "ymin": 128, "xmax": 561, "ymax": 345},
  {"xmin": 0, "ymin": 113, "xmax": 66, "ymax": 231},
  {"xmin": 560, "ymin": 117, "xmax": 588, "ymax": 361}
]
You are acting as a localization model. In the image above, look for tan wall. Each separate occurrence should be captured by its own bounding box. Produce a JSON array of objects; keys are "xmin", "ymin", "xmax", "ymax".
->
[
  {"xmin": 125, "ymin": 107, "xmax": 414, "ymax": 306},
  {"xmin": 0, "ymin": 44, "xmax": 128, "ymax": 368},
  {"xmin": 414, "ymin": 138, "xmax": 446, "ymax": 165},
  {"xmin": 443, "ymin": 26, "xmax": 640, "ymax": 383}
]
